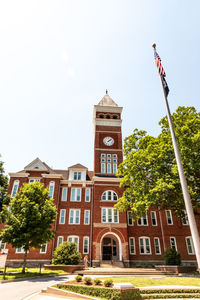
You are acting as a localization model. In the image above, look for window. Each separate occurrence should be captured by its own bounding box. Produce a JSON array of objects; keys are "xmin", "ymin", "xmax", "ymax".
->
[
  {"xmin": 71, "ymin": 188, "xmax": 81, "ymax": 201},
  {"xmin": 127, "ymin": 211, "xmax": 134, "ymax": 226},
  {"xmin": 101, "ymin": 190, "xmax": 118, "ymax": 201},
  {"xmin": 186, "ymin": 237, "xmax": 195, "ymax": 255},
  {"xmin": 154, "ymin": 238, "xmax": 161, "ymax": 254},
  {"xmin": 16, "ymin": 247, "xmax": 25, "ymax": 253},
  {"xmin": 11, "ymin": 180, "xmax": 19, "ymax": 198},
  {"xmin": 49, "ymin": 181, "xmax": 55, "ymax": 198},
  {"xmin": 61, "ymin": 188, "xmax": 67, "ymax": 201},
  {"xmin": 107, "ymin": 163, "xmax": 112, "ymax": 174},
  {"xmin": 85, "ymin": 188, "xmax": 90, "ymax": 202},
  {"xmin": 151, "ymin": 211, "xmax": 157, "ymax": 226},
  {"xmin": 68, "ymin": 236, "xmax": 79, "ymax": 251},
  {"xmin": 107, "ymin": 154, "xmax": 111, "ymax": 158},
  {"xmin": 83, "ymin": 237, "xmax": 89, "ymax": 254},
  {"xmin": 166, "ymin": 210, "xmax": 173, "ymax": 225},
  {"xmin": 129, "ymin": 238, "xmax": 135, "ymax": 254},
  {"xmin": 113, "ymin": 154, "xmax": 117, "ymax": 159},
  {"xmin": 29, "ymin": 178, "xmax": 40, "ymax": 183},
  {"xmin": 57, "ymin": 236, "xmax": 64, "ymax": 247},
  {"xmin": 101, "ymin": 163, "xmax": 106, "ymax": 173},
  {"xmin": 113, "ymin": 164, "xmax": 117, "ymax": 174},
  {"xmin": 137, "ymin": 214, "xmax": 148, "ymax": 226},
  {"xmin": 101, "ymin": 208, "xmax": 119, "ymax": 223},
  {"xmin": 40, "ymin": 244, "xmax": 47, "ymax": 254},
  {"xmin": 0, "ymin": 241, "xmax": 6, "ymax": 250},
  {"xmin": 101, "ymin": 154, "xmax": 106, "ymax": 158},
  {"xmin": 73, "ymin": 172, "xmax": 81, "ymax": 180},
  {"xmin": 139, "ymin": 237, "xmax": 151, "ymax": 254},
  {"xmin": 182, "ymin": 210, "xmax": 189, "ymax": 225},
  {"xmin": 59, "ymin": 209, "xmax": 66, "ymax": 224},
  {"xmin": 69, "ymin": 209, "xmax": 80, "ymax": 224},
  {"xmin": 84, "ymin": 210, "xmax": 90, "ymax": 225},
  {"xmin": 170, "ymin": 237, "xmax": 177, "ymax": 250}
]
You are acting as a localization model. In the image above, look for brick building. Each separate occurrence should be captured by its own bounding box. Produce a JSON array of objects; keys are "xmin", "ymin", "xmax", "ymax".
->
[{"xmin": 0, "ymin": 92, "xmax": 198, "ymax": 267}]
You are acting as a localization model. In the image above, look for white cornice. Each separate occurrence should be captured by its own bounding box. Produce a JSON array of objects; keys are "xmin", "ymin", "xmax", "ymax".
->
[
  {"xmin": 94, "ymin": 105, "xmax": 123, "ymax": 113},
  {"xmin": 42, "ymin": 174, "xmax": 63, "ymax": 179},
  {"xmin": 92, "ymin": 176, "xmax": 121, "ymax": 182},
  {"xmin": 60, "ymin": 180, "xmax": 93, "ymax": 185},
  {"xmin": 95, "ymin": 119, "xmax": 122, "ymax": 127},
  {"xmin": 9, "ymin": 173, "xmax": 29, "ymax": 178}
]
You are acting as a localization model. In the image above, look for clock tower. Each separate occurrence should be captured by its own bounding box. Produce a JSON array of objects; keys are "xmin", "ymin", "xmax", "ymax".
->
[{"xmin": 93, "ymin": 91, "xmax": 123, "ymax": 176}]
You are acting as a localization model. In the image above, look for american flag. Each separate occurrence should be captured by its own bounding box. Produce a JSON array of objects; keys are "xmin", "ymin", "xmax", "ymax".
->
[{"xmin": 154, "ymin": 50, "xmax": 166, "ymax": 77}]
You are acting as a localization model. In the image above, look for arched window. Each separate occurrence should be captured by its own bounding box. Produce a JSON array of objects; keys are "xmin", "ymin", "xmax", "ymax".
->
[
  {"xmin": 99, "ymin": 114, "xmax": 104, "ymax": 119},
  {"xmin": 102, "ymin": 190, "xmax": 118, "ymax": 201},
  {"xmin": 106, "ymin": 115, "xmax": 111, "ymax": 119}
]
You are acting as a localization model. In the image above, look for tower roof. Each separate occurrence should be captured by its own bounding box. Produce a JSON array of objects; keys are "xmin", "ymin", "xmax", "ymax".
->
[{"xmin": 98, "ymin": 90, "xmax": 118, "ymax": 107}]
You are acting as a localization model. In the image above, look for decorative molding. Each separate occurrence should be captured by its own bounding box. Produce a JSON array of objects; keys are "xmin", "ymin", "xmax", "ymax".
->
[
  {"xmin": 93, "ymin": 176, "xmax": 121, "ymax": 182},
  {"xmin": 42, "ymin": 174, "xmax": 63, "ymax": 179},
  {"xmin": 9, "ymin": 173, "xmax": 29, "ymax": 178},
  {"xmin": 95, "ymin": 119, "xmax": 122, "ymax": 127},
  {"xmin": 95, "ymin": 148, "xmax": 122, "ymax": 152},
  {"xmin": 93, "ymin": 223, "xmax": 127, "ymax": 228}
]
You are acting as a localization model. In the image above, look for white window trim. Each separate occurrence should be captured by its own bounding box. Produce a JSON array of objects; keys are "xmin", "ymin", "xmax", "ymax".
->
[
  {"xmin": 170, "ymin": 236, "xmax": 177, "ymax": 251},
  {"xmin": 11, "ymin": 180, "xmax": 19, "ymax": 198},
  {"xmin": 166, "ymin": 210, "xmax": 173, "ymax": 225},
  {"xmin": 59, "ymin": 209, "xmax": 66, "ymax": 224},
  {"xmin": 127, "ymin": 211, "xmax": 134, "ymax": 226},
  {"xmin": 101, "ymin": 190, "xmax": 118, "ymax": 201},
  {"xmin": 139, "ymin": 237, "xmax": 152, "ymax": 255},
  {"xmin": 151, "ymin": 211, "xmax": 157, "ymax": 226},
  {"xmin": 129, "ymin": 237, "xmax": 136, "ymax": 254},
  {"xmin": 70, "ymin": 188, "xmax": 82, "ymax": 202},
  {"xmin": 49, "ymin": 181, "xmax": 55, "ymax": 198},
  {"xmin": 61, "ymin": 187, "xmax": 68, "ymax": 202},
  {"xmin": 16, "ymin": 247, "xmax": 25, "ymax": 254},
  {"xmin": 40, "ymin": 243, "xmax": 47, "ymax": 254},
  {"xmin": 57, "ymin": 236, "xmax": 64, "ymax": 247},
  {"xmin": 84, "ymin": 210, "xmax": 90, "ymax": 225},
  {"xmin": 29, "ymin": 178, "xmax": 40, "ymax": 183},
  {"xmin": 85, "ymin": 188, "xmax": 91, "ymax": 202},
  {"xmin": 137, "ymin": 214, "xmax": 148, "ymax": 226},
  {"xmin": 83, "ymin": 236, "xmax": 89, "ymax": 254},
  {"xmin": 0, "ymin": 241, "xmax": 6, "ymax": 250},
  {"xmin": 182, "ymin": 210, "xmax": 189, "ymax": 225},
  {"xmin": 69, "ymin": 209, "xmax": 81, "ymax": 225},
  {"xmin": 185, "ymin": 236, "xmax": 195, "ymax": 255},
  {"xmin": 101, "ymin": 208, "xmax": 119, "ymax": 223},
  {"xmin": 101, "ymin": 163, "xmax": 106, "ymax": 173},
  {"xmin": 73, "ymin": 171, "xmax": 82, "ymax": 181},
  {"xmin": 67, "ymin": 236, "xmax": 79, "ymax": 251},
  {"xmin": 154, "ymin": 237, "xmax": 161, "ymax": 255}
]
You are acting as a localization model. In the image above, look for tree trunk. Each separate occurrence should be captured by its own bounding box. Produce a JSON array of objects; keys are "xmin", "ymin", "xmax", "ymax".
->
[{"xmin": 22, "ymin": 250, "xmax": 28, "ymax": 274}]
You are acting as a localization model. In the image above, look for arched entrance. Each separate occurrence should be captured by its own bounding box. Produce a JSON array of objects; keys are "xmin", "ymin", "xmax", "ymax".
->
[{"xmin": 101, "ymin": 233, "xmax": 122, "ymax": 261}]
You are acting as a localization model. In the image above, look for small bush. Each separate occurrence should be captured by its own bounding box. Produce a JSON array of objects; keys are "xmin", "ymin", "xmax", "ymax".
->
[
  {"xmin": 75, "ymin": 275, "xmax": 82, "ymax": 282},
  {"xmin": 94, "ymin": 278, "xmax": 102, "ymax": 285},
  {"xmin": 84, "ymin": 276, "xmax": 92, "ymax": 285},
  {"xmin": 52, "ymin": 241, "xmax": 82, "ymax": 265},
  {"xmin": 163, "ymin": 248, "xmax": 181, "ymax": 265},
  {"xmin": 104, "ymin": 279, "xmax": 113, "ymax": 287}
]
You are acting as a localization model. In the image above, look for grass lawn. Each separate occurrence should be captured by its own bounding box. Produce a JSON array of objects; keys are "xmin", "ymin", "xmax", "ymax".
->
[
  {"xmin": 98, "ymin": 276, "xmax": 200, "ymax": 287},
  {"xmin": 0, "ymin": 268, "xmax": 66, "ymax": 280}
]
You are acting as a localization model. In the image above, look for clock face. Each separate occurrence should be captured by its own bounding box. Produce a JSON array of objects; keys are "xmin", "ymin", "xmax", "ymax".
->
[{"xmin": 103, "ymin": 136, "xmax": 114, "ymax": 146}]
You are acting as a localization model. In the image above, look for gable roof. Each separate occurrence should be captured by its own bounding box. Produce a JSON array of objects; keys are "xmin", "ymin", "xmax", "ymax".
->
[{"xmin": 68, "ymin": 163, "xmax": 88, "ymax": 169}]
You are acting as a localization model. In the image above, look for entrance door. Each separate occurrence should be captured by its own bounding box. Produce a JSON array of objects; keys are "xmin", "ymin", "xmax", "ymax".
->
[{"xmin": 102, "ymin": 237, "xmax": 118, "ymax": 260}]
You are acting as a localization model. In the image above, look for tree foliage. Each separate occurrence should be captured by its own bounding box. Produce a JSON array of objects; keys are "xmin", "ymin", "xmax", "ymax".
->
[
  {"xmin": 163, "ymin": 248, "xmax": 181, "ymax": 265},
  {"xmin": 115, "ymin": 106, "xmax": 200, "ymax": 218},
  {"xmin": 52, "ymin": 241, "xmax": 82, "ymax": 265},
  {"xmin": 0, "ymin": 156, "xmax": 9, "ymax": 218},
  {"xmin": 0, "ymin": 182, "xmax": 57, "ymax": 272}
]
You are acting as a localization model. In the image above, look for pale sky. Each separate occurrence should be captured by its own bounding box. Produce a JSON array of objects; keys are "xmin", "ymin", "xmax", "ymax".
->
[{"xmin": 1, "ymin": 0, "xmax": 200, "ymax": 174}]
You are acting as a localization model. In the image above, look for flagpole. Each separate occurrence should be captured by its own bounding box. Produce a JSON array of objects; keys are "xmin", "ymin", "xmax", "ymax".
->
[{"xmin": 153, "ymin": 44, "xmax": 200, "ymax": 271}]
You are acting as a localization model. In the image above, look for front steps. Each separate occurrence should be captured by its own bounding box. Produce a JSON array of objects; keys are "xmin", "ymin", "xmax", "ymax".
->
[{"xmin": 100, "ymin": 260, "xmax": 124, "ymax": 268}]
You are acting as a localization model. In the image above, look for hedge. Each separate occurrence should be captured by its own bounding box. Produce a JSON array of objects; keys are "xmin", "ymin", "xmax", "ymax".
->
[
  {"xmin": 141, "ymin": 289, "xmax": 200, "ymax": 294},
  {"xmin": 141, "ymin": 294, "xmax": 200, "ymax": 299},
  {"xmin": 57, "ymin": 284, "xmax": 142, "ymax": 299}
]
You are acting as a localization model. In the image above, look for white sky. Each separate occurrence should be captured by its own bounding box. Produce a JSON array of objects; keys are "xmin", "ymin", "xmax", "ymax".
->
[{"xmin": 1, "ymin": 0, "xmax": 200, "ymax": 174}]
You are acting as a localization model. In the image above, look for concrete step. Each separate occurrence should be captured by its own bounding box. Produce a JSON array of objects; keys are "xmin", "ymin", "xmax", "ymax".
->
[{"xmin": 74, "ymin": 267, "xmax": 166, "ymax": 276}]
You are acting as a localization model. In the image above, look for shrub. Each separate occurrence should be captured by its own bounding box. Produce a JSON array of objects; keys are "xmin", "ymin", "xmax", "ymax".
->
[
  {"xmin": 94, "ymin": 278, "xmax": 102, "ymax": 285},
  {"xmin": 52, "ymin": 241, "xmax": 82, "ymax": 265},
  {"xmin": 75, "ymin": 275, "xmax": 82, "ymax": 282},
  {"xmin": 104, "ymin": 279, "xmax": 113, "ymax": 287},
  {"xmin": 84, "ymin": 276, "xmax": 92, "ymax": 285},
  {"xmin": 163, "ymin": 248, "xmax": 181, "ymax": 265}
]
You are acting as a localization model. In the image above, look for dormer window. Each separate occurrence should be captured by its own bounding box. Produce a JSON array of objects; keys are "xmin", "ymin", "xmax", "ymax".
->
[{"xmin": 74, "ymin": 172, "xmax": 81, "ymax": 180}]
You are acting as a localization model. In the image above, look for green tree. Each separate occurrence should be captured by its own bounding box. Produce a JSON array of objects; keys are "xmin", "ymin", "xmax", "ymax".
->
[
  {"xmin": 0, "ymin": 182, "xmax": 57, "ymax": 273},
  {"xmin": 0, "ymin": 156, "xmax": 9, "ymax": 218},
  {"xmin": 115, "ymin": 106, "xmax": 200, "ymax": 219},
  {"xmin": 52, "ymin": 241, "xmax": 82, "ymax": 265}
]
